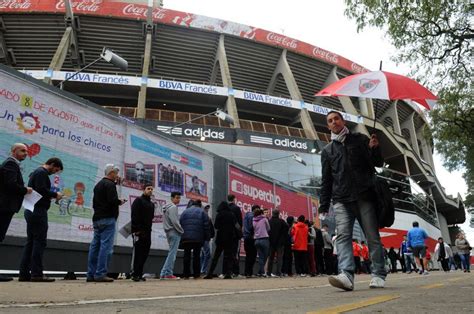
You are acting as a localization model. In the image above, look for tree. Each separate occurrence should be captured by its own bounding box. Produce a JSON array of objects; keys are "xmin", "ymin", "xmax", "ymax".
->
[{"xmin": 344, "ymin": 0, "xmax": 473, "ymax": 201}]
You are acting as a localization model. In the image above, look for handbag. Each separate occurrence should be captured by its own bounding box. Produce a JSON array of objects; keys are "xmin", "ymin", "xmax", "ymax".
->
[{"xmin": 373, "ymin": 176, "xmax": 395, "ymax": 228}]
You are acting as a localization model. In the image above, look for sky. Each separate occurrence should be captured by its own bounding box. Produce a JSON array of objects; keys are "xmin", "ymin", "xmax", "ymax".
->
[{"xmin": 165, "ymin": 0, "xmax": 472, "ymax": 243}]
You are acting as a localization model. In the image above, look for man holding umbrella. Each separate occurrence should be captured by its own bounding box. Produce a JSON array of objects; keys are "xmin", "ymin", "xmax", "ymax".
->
[{"xmin": 319, "ymin": 110, "xmax": 386, "ymax": 291}]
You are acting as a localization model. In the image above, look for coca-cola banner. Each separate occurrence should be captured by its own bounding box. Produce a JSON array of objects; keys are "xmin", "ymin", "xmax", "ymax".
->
[
  {"xmin": 0, "ymin": 0, "xmax": 368, "ymax": 74},
  {"xmin": 228, "ymin": 165, "xmax": 318, "ymax": 222}
]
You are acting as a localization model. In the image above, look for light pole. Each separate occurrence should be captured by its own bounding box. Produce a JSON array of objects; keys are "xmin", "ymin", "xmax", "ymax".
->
[
  {"xmin": 165, "ymin": 108, "xmax": 234, "ymax": 141},
  {"xmin": 247, "ymin": 153, "xmax": 307, "ymax": 170},
  {"xmin": 55, "ymin": 47, "xmax": 128, "ymax": 89}
]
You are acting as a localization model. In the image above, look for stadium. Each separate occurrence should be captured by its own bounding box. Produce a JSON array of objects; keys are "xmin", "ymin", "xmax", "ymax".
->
[{"xmin": 0, "ymin": 0, "xmax": 466, "ymax": 254}]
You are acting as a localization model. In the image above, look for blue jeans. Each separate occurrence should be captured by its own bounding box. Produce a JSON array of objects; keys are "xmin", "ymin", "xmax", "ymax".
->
[
  {"xmin": 19, "ymin": 211, "xmax": 48, "ymax": 277},
  {"xmin": 200, "ymin": 240, "xmax": 211, "ymax": 273},
  {"xmin": 87, "ymin": 217, "xmax": 116, "ymax": 279},
  {"xmin": 333, "ymin": 198, "xmax": 387, "ymax": 283},
  {"xmin": 255, "ymin": 238, "xmax": 270, "ymax": 275},
  {"xmin": 404, "ymin": 254, "xmax": 413, "ymax": 272},
  {"xmin": 460, "ymin": 253, "xmax": 471, "ymax": 271},
  {"xmin": 160, "ymin": 230, "xmax": 181, "ymax": 277}
]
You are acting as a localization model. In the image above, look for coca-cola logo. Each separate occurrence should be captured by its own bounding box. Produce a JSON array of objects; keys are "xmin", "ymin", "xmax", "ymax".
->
[
  {"xmin": 266, "ymin": 32, "xmax": 298, "ymax": 49},
  {"xmin": 312, "ymin": 47, "xmax": 339, "ymax": 64},
  {"xmin": 0, "ymin": 0, "xmax": 31, "ymax": 9},
  {"xmin": 122, "ymin": 4, "xmax": 166, "ymax": 19},
  {"xmin": 351, "ymin": 63, "xmax": 366, "ymax": 74},
  {"xmin": 55, "ymin": 0, "xmax": 102, "ymax": 12}
]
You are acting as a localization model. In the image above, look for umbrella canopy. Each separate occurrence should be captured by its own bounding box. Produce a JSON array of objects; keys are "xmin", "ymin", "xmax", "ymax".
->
[{"xmin": 315, "ymin": 71, "xmax": 437, "ymax": 110}]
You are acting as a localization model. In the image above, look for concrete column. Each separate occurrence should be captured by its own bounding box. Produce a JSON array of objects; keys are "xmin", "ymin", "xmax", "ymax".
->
[
  {"xmin": 380, "ymin": 100, "xmax": 402, "ymax": 135},
  {"xmin": 213, "ymin": 35, "xmax": 240, "ymax": 128},
  {"xmin": 136, "ymin": 31, "xmax": 153, "ymax": 119},
  {"xmin": 43, "ymin": 27, "xmax": 73, "ymax": 85},
  {"xmin": 401, "ymin": 112, "xmax": 420, "ymax": 154}
]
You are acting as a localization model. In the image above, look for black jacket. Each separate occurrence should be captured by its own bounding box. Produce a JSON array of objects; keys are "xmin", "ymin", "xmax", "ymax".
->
[
  {"xmin": 269, "ymin": 216, "xmax": 288, "ymax": 249},
  {"xmin": 131, "ymin": 194, "xmax": 155, "ymax": 234},
  {"xmin": 0, "ymin": 157, "xmax": 28, "ymax": 214},
  {"xmin": 28, "ymin": 167, "xmax": 57, "ymax": 215},
  {"xmin": 319, "ymin": 132, "xmax": 383, "ymax": 213},
  {"xmin": 314, "ymin": 227, "xmax": 324, "ymax": 249},
  {"xmin": 229, "ymin": 202, "xmax": 243, "ymax": 228},
  {"xmin": 92, "ymin": 177, "xmax": 121, "ymax": 222},
  {"xmin": 215, "ymin": 202, "xmax": 237, "ymax": 246}
]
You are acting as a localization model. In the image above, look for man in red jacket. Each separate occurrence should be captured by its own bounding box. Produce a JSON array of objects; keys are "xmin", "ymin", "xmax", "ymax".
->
[{"xmin": 291, "ymin": 215, "xmax": 309, "ymax": 276}]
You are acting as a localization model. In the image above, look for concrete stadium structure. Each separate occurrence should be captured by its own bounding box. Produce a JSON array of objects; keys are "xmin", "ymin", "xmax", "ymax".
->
[{"xmin": 0, "ymin": 0, "xmax": 465, "ymax": 247}]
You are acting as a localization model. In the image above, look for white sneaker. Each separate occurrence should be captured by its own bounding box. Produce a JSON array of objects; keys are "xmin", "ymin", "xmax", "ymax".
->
[
  {"xmin": 369, "ymin": 277, "xmax": 385, "ymax": 288},
  {"xmin": 423, "ymin": 270, "xmax": 429, "ymax": 275},
  {"xmin": 328, "ymin": 273, "xmax": 353, "ymax": 291}
]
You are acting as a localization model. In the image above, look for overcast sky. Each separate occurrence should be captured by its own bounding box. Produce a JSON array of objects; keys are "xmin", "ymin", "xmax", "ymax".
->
[{"xmin": 166, "ymin": 0, "xmax": 471, "ymax": 242}]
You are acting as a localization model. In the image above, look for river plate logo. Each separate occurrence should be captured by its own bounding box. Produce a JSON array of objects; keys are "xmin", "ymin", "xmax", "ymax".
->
[{"xmin": 16, "ymin": 111, "xmax": 41, "ymax": 134}]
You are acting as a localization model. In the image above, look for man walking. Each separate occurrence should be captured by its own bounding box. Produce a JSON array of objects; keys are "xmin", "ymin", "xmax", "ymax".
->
[
  {"xmin": 407, "ymin": 221, "xmax": 429, "ymax": 275},
  {"xmin": 179, "ymin": 200, "xmax": 210, "ymax": 279},
  {"xmin": 130, "ymin": 183, "xmax": 155, "ymax": 281},
  {"xmin": 319, "ymin": 111, "xmax": 387, "ymax": 291},
  {"xmin": 160, "ymin": 191, "xmax": 183, "ymax": 280},
  {"xmin": 87, "ymin": 164, "xmax": 126, "ymax": 282},
  {"xmin": 400, "ymin": 235, "xmax": 414, "ymax": 273},
  {"xmin": 228, "ymin": 194, "xmax": 242, "ymax": 276},
  {"xmin": 0, "ymin": 143, "xmax": 32, "ymax": 282},
  {"xmin": 19, "ymin": 157, "xmax": 63, "ymax": 282},
  {"xmin": 434, "ymin": 237, "xmax": 452, "ymax": 272}
]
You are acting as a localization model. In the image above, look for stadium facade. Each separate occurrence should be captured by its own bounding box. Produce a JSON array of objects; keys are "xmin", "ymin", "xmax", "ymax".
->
[{"xmin": 0, "ymin": 0, "xmax": 466, "ymax": 250}]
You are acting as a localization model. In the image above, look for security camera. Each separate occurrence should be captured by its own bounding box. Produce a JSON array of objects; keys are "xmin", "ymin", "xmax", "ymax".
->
[{"xmin": 101, "ymin": 48, "xmax": 128, "ymax": 71}]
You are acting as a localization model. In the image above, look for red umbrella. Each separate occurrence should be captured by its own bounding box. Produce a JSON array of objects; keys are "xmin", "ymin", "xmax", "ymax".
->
[{"xmin": 315, "ymin": 70, "xmax": 437, "ymax": 110}]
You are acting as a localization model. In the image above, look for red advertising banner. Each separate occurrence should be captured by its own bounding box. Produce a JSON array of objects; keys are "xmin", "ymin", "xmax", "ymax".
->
[
  {"xmin": 228, "ymin": 165, "xmax": 318, "ymax": 222},
  {"xmin": 0, "ymin": 0, "xmax": 369, "ymax": 74}
]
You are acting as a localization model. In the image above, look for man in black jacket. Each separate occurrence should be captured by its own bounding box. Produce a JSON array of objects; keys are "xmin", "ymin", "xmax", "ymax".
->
[
  {"xmin": 228, "ymin": 194, "xmax": 242, "ymax": 276},
  {"xmin": 87, "ymin": 164, "xmax": 126, "ymax": 283},
  {"xmin": 19, "ymin": 157, "xmax": 63, "ymax": 282},
  {"xmin": 320, "ymin": 111, "xmax": 386, "ymax": 291},
  {"xmin": 267, "ymin": 209, "xmax": 288, "ymax": 277},
  {"xmin": 130, "ymin": 183, "xmax": 155, "ymax": 281},
  {"xmin": 0, "ymin": 143, "xmax": 32, "ymax": 282}
]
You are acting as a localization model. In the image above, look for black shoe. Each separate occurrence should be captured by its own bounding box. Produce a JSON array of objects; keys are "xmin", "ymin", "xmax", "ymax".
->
[
  {"xmin": 86, "ymin": 277, "xmax": 95, "ymax": 282},
  {"xmin": 131, "ymin": 276, "xmax": 141, "ymax": 282},
  {"xmin": 18, "ymin": 276, "xmax": 31, "ymax": 282},
  {"xmin": 63, "ymin": 272, "xmax": 77, "ymax": 280},
  {"xmin": 140, "ymin": 277, "xmax": 146, "ymax": 282},
  {"xmin": 31, "ymin": 276, "xmax": 55, "ymax": 282},
  {"xmin": 0, "ymin": 275, "xmax": 13, "ymax": 282},
  {"xmin": 203, "ymin": 274, "xmax": 213, "ymax": 279},
  {"xmin": 94, "ymin": 276, "xmax": 114, "ymax": 282},
  {"xmin": 223, "ymin": 275, "xmax": 232, "ymax": 279}
]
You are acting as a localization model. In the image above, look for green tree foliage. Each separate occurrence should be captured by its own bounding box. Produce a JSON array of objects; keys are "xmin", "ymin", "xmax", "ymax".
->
[{"xmin": 344, "ymin": 0, "xmax": 473, "ymax": 200}]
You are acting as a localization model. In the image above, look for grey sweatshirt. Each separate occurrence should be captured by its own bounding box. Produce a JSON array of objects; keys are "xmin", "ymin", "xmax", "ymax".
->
[{"xmin": 162, "ymin": 203, "xmax": 184, "ymax": 234}]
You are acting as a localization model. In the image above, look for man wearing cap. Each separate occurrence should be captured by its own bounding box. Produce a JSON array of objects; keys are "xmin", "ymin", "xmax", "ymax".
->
[
  {"xmin": 87, "ymin": 164, "xmax": 126, "ymax": 282},
  {"xmin": 0, "ymin": 143, "xmax": 33, "ymax": 282}
]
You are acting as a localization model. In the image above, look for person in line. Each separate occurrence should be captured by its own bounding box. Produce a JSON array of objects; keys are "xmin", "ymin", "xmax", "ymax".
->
[
  {"xmin": 200, "ymin": 204, "xmax": 214, "ymax": 275},
  {"xmin": 253, "ymin": 208, "xmax": 270, "ymax": 277},
  {"xmin": 387, "ymin": 247, "xmax": 398, "ymax": 273},
  {"xmin": 313, "ymin": 223, "xmax": 325, "ymax": 276},
  {"xmin": 0, "ymin": 143, "xmax": 32, "ymax": 282},
  {"xmin": 454, "ymin": 233, "xmax": 471, "ymax": 273},
  {"xmin": 306, "ymin": 220, "xmax": 317, "ymax": 276},
  {"xmin": 352, "ymin": 239, "xmax": 362, "ymax": 274},
  {"xmin": 243, "ymin": 205, "xmax": 258, "ymax": 278},
  {"xmin": 291, "ymin": 215, "xmax": 309, "ymax": 277},
  {"xmin": 160, "ymin": 191, "xmax": 184, "ymax": 280},
  {"xmin": 400, "ymin": 235, "xmax": 414, "ymax": 274},
  {"xmin": 87, "ymin": 164, "xmax": 126, "ymax": 283},
  {"xmin": 130, "ymin": 183, "xmax": 155, "ymax": 281},
  {"xmin": 360, "ymin": 241, "xmax": 371, "ymax": 274},
  {"xmin": 267, "ymin": 209, "xmax": 288, "ymax": 277},
  {"xmin": 204, "ymin": 201, "xmax": 236, "ymax": 279},
  {"xmin": 407, "ymin": 221, "xmax": 429, "ymax": 275},
  {"xmin": 228, "ymin": 194, "xmax": 242, "ymax": 277},
  {"xmin": 281, "ymin": 216, "xmax": 295, "ymax": 277},
  {"xmin": 179, "ymin": 199, "xmax": 210, "ymax": 279},
  {"xmin": 321, "ymin": 224, "xmax": 334, "ymax": 275},
  {"xmin": 434, "ymin": 237, "xmax": 452, "ymax": 273},
  {"xmin": 319, "ymin": 111, "xmax": 387, "ymax": 291},
  {"xmin": 19, "ymin": 157, "xmax": 63, "ymax": 282}
]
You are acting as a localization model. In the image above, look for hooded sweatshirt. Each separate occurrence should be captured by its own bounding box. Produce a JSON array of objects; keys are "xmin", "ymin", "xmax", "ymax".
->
[
  {"xmin": 291, "ymin": 222, "xmax": 308, "ymax": 251},
  {"xmin": 162, "ymin": 202, "xmax": 184, "ymax": 234},
  {"xmin": 253, "ymin": 215, "xmax": 270, "ymax": 239}
]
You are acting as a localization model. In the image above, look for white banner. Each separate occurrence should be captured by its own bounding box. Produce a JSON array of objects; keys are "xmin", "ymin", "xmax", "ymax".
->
[
  {"xmin": 233, "ymin": 90, "xmax": 301, "ymax": 109},
  {"xmin": 148, "ymin": 78, "xmax": 228, "ymax": 96}
]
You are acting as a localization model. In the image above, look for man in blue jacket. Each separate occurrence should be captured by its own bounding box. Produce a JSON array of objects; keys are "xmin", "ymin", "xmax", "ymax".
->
[
  {"xmin": 407, "ymin": 221, "xmax": 429, "ymax": 275},
  {"xmin": 179, "ymin": 199, "xmax": 210, "ymax": 279}
]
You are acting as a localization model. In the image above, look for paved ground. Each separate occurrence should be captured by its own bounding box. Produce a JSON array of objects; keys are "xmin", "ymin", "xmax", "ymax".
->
[{"xmin": 0, "ymin": 271, "xmax": 472, "ymax": 313}]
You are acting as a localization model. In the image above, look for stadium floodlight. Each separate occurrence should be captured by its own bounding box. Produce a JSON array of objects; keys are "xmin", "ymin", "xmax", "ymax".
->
[
  {"xmin": 247, "ymin": 153, "xmax": 307, "ymax": 170},
  {"xmin": 55, "ymin": 47, "xmax": 128, "ymax": 88}
]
